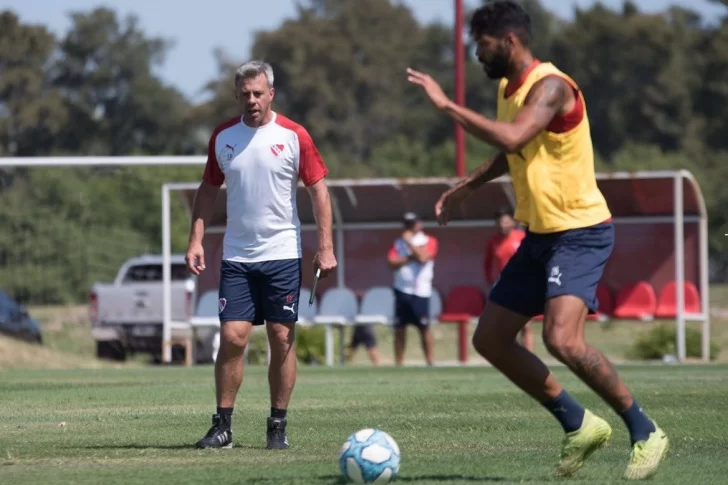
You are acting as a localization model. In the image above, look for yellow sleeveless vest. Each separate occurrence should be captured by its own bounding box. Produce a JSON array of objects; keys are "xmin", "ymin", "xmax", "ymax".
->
[{"xmin": 496, "ymin": 62, "xmax": 611, "ymax": 233}]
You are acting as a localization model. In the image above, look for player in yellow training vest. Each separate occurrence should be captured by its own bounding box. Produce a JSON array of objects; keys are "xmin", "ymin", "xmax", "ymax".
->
[{"xmin": 407, "ymin": 1, "xmax": 668, "ymax": 480}]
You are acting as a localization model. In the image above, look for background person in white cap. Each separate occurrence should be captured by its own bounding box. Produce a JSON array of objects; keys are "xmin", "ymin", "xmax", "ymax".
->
[{"xmin": 386, "ymin": 212, "xmax": 439, "ymax": 366}]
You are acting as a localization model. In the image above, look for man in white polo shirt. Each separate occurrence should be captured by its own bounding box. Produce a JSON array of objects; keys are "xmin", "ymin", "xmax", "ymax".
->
[
  {"xmin": 387, "ymin": 212, "xmax": 439, "ymax": 366},
  {"xmin": 185, "ymin": 60, "xmax": 337, "ymax": 450}
]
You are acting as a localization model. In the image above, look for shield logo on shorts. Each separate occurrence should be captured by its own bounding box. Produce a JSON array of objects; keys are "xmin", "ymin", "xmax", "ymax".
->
[{"xmin": 218, "ymin": 297, "xmax": 227, "ymax": 314}]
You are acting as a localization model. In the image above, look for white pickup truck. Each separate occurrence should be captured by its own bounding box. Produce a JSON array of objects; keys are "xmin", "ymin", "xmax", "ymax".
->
[{"xmin": 89, "ymin": 254, "xmax": 197, "ymax": 362}]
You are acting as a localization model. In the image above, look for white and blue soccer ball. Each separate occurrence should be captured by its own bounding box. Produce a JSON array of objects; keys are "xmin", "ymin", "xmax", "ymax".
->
[{"xmin": 339, "ymin": 428, "xmax": 401, "ymax": 484}]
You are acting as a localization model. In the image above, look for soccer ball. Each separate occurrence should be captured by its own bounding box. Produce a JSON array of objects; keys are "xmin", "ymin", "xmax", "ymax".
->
[{"xmin": 339, "ymin": 428, "xmax": 401, "ymax": 484}]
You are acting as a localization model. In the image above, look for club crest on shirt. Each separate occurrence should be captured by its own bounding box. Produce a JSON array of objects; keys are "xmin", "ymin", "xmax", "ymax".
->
[{"xmin": 270, "ymin": 144, "xmax": 285, "ymax": 157}]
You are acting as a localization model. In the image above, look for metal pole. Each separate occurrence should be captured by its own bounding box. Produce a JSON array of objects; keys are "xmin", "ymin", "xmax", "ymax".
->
[
  {"xmin": 454, "ymin": 0, "xmax": 466, "ymax": 177},
  {"xmin": 162, "ymin": 184, "xmax": 173, "ymax": 363},
  {"xmin": 674, "ymin": 174, "xmax": 686, "ymax": 362},
  {"xmin": 699, "ymin": 188, "xmax": 710, "ymax": 362}
]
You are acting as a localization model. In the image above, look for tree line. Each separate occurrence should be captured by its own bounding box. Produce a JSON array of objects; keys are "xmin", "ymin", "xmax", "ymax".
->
[{"xmin": 1, "ymin": 0, "xmax": 727, "ymax": 303}]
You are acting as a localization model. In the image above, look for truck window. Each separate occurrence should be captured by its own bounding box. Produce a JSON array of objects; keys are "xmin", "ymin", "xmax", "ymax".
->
[{"xmin": 122, "ymin": 264, "xmax": 190, "ymax": 282}]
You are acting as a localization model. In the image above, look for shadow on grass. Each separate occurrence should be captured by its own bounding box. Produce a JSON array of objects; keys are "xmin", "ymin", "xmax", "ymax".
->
[{"xmin": 66, "ymin": 443, "xmax": 267, "ymax": 451}]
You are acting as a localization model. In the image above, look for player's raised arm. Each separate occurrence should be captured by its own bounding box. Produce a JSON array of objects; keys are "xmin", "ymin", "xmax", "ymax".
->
[{"xmin": 407, "ymin": 68, "xmax": 568, "ymax": 154}]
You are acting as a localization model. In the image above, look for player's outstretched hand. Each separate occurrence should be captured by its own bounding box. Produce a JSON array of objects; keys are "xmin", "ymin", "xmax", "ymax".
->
[
  {"xmin": 185, "ymin": 241, "xmax": 206, "ymax": 275},
  {"xmin": 406, "ymin": 68, "xmax": 451, "ymax": 111},
  {"xmin": 313, "ymin": 248, "xmax": 337, "ymax": 278},
  {"xmin": 435, "ymin": 187, "xmax": 471, "ymax": 226}
]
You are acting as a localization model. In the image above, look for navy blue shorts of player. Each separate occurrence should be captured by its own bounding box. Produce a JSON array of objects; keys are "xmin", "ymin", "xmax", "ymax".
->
[
  {"xmin": 218, "ymin": 258, "xmax": 301, "ymax": 325},
  {"xmin": 350, "ymin": 325, "xmax": 377, "ymax": 350},
  {"xmin": 489, "ymin": 221, "xmax": 614, "ymax": 318},
  {"xmin": 393, "ymin": 289, "xmax": 431, "ymax": 329}
]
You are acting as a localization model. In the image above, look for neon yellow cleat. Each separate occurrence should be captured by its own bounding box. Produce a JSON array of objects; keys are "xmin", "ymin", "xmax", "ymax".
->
[
  {"xmin": 622, "ymin": 422, "xmax": 669, "ymax": 480},
  {"xmin": 554, "ymin": 409, "xmax": 613, "ymax": 477}
]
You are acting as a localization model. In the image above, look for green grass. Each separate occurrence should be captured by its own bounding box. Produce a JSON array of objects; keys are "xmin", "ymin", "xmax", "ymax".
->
[{"xmin": 2, "ymin": 365, "xmax": 728, "ymax": 484}]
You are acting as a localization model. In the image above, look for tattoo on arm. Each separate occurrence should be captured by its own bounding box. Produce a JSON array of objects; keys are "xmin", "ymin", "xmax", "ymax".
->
[{"xmin": 524, "ymin": 75, "xmax": 568, "ymax": 114}]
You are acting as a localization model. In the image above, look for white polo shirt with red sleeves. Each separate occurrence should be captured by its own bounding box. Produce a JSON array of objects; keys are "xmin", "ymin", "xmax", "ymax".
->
[
  {"xmin": 202, "ymin": 112, "xmax": 328, "ymax": 263},
  {"xmin": 388, "ymin": 232, "xmax": 439, "ymax": 298}
]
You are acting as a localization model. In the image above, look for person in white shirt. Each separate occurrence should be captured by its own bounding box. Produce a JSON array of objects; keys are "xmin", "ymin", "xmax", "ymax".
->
[
  {"xmin": 185, "ymin": 60, "xmax": 337, "ymax": 450},
  {"xmin": 387, "ymin": 212, "xmax": 439, "ymax": 366}
]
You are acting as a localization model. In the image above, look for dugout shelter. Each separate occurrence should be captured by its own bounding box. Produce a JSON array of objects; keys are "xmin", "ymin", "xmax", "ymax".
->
[{"xmin": 161, "ymin": 170, "xmax": 710, "ymax": 365}]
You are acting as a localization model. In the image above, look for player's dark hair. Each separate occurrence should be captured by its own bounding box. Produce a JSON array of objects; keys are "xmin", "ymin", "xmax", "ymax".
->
[{"xmin": 469, "ymin": 1, "xmax": 532, "ymax": 46}]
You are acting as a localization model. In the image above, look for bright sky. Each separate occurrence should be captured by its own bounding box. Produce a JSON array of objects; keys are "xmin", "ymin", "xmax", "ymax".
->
[{"xmin": 2, "ymin": 0, "xmax": 724, "ymax": 102}]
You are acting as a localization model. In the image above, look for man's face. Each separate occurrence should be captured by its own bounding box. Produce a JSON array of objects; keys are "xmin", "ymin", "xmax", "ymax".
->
[
  {"xmin": 236, "ymin": 73, "xmax": 274, "ymax": 126},
  {"xmin": 498, "ymin": 214, "xmax": 515, "ymax": 234},
  {"xmin": 475, "ymin": 34, "xmax": 512, "ymax": 80}
]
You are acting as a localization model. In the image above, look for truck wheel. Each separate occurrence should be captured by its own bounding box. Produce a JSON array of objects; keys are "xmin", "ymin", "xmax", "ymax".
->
[{"xmin": 96, "ymin": 341, "xmax": 126, "ymax": 361}]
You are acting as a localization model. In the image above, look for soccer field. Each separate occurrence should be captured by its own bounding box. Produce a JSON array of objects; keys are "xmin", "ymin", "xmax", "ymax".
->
[{"xmin": 1, "ymin": 365, "xmax": 728, "ymax": 484}]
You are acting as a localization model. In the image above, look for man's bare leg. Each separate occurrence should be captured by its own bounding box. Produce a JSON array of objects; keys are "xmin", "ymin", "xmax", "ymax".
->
[
  {"xmin": 266, "ymin": 322, "xmax": 297, "ymax": 449},
  {"xmin": 196, "ymin": 320, "xmax": 251, "ymax": 449},
  {"xmin": 543, "ymin": 296, "xmax": 656, "ymax": 442},
  {"xmin": 367, "ymin": 347, "xmax": 381, "ymax": 365},
  {"xmin": 393, "ymin": 327, "xmax": 407, "ymax": 365},
  {"xmin": 472, "ymin": 302, "xmax": 612, "ymax": 477},
  {"xmin": 520, "ymin": 321, "xmax": 534, "ymax": 351},
  {"xmin": 472, "ymin": 303, "xmax": 563, "ymax": 402},
  {"xmin": 418, "ymin": 326, "xmax": 435, "ymax": 366},
  {"xmin": 215, "ymin": 321, "xmax": 252, "ymax": 408}
]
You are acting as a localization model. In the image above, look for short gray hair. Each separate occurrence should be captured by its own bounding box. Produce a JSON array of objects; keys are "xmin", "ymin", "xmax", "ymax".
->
[{"xmin": 234, "ymin": 60, "xmax": 274, "ymax": 90}]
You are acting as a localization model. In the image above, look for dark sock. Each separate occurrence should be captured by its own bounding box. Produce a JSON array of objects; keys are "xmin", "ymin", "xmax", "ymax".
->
[
  {"xmin": 217, "ymin": 407, "xmax": 233, "ymax": 428},
  {"xmin": 271, "ymin": 407, "xmax": 287, "ymax": 419},
  {"xmin": 542, "ymin": 390, "xmax": 586, "ymax": 433},
  {"xmin": 618, "ymin": 399, "xmax": 655, "ymax": 445}
]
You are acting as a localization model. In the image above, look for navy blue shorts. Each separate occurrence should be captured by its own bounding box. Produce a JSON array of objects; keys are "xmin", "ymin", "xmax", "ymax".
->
[
  {"xmin": 393, "ymin": 289, "xmax": 431, "ymax": 329},
  {"xmin": 350, "ymin": 325, "xmax": 377, "ymax": 349},
  {"xmin": 488, "ymin": 222, "xmax": 614, "ymax": 318},
  {"xmin": 218, "ymin": 258, "xmax": 301, "ymax": 325}
]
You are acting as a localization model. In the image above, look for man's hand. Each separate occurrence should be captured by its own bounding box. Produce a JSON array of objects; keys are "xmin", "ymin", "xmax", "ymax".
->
[
  {"xmin": 402, "ymin": 229, "xmax": 414, "ymax": 244},
  {"xmin": 185, "ymin": 241, "xmax": 206, "ymax": 275},
  {"xmin": 313, "ymin": 247, "xmax": 337, "ymax": 278},
  {"xmin": 407, "ymin": 68, "xmax": 451, "ymax": 111},
  {"xmin": 435, "ymin": 186, "xmax": 473, "ymax": 226}
]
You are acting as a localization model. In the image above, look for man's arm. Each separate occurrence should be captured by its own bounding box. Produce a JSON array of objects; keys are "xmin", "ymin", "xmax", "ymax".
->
[
  {"xmin": 483, "ymin": 239, "xmax": 495, "ymax": 286},
  {"xmin": 306, "ymin": 178, "xmax": 334, "ymax": 255},
  {"xmin": 407, "ymin": 237, "xmax": 438, "ymax": 263},
  {"xmin": 387, "ymin": 248, "xmax": 410, "ymax": 270},
  {"xmin": 189, "ymin": 181, "xmax": 221, "ymax": 244},
  {"xmin": 453, "ymin": 152, "xmax": 509, "ymax": 194},
  {"xmin": 443, "ymin": 76, "xmax": 569, "ymax": 153}
]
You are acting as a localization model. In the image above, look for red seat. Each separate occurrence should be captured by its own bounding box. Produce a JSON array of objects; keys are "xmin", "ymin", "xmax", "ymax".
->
[
  {"xmin": 438, "ymin": 286, "xmax": 486, "ymax": 364},
  {"xmin": 439, "ymin": 286, "xmax": 486, "ymax": 323},
  {"xmin": 655, "ymin": 281, "xmax": 701, "ymax": 318},
  {"xmin": 613, "ymin": 281, "xmax": 657, "ymax": 320},
  {"xmin": 586, "ymin": 284, "xmax": 614, "ymax": 321}
]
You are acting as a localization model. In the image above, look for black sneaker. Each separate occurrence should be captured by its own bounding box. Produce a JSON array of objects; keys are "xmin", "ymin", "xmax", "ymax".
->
[
  {"xmin": 266, "ymin": 417, "xmax": 289, "ymax": 449},
  {"xmin": 196, "ymin": 414, "xmax": 233, "ymax": 449}
]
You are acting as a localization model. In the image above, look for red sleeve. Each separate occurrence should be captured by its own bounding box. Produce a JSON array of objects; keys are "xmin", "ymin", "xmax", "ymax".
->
[
  {"xmin": 425, "ymin": 237, "xmax": 438, "ymax": 258},
  {"xmin": 484, "ymin": 239, "xmax": 495, "ymax": 285},
  {"xmin": 296, "ymin": 128, "xmax": 328, "ymax": 187},
  {"xmin": 202, "ymin": 120, "xmax": 236, "ymax": 186},
  {"xmin": 388, "ymin": 245, "xmax": 399, "ymax": 260}
]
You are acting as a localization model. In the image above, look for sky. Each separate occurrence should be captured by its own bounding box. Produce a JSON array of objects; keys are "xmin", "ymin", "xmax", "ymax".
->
[{"xmin": 2, "ymin": 0, "xmax": 725, "ymax": 102}]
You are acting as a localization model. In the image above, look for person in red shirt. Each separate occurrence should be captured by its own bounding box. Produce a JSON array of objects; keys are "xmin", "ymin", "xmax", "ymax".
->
[{"xmin": 484, "ymin": 209, "xmax": 533, "ymax": 351}]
